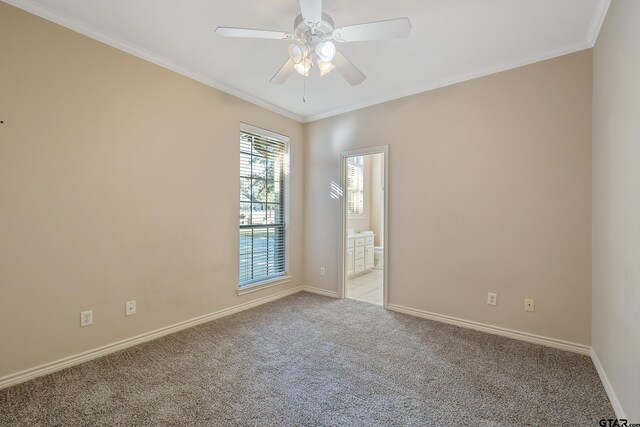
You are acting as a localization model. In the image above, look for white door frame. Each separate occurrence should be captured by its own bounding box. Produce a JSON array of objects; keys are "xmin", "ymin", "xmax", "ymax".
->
[{"xmin": 339, "ymin": 145, "xmax": 389, "ymax": 308}]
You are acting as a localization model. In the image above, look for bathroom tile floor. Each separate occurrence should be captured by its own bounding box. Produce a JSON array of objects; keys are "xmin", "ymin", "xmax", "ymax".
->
[{"xmin": 346, "ymin": 269, "xmax": 384, "ymax": 306}]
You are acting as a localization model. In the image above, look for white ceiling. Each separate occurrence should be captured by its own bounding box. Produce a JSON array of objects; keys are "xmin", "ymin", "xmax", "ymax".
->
[{"xmin": 5, "ymin": 0, "xmax": 610, "ymax": 122}]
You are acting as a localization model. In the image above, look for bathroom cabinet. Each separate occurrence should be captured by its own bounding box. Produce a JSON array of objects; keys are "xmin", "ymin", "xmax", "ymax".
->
[{"xmin": 346, "ymin": 233, "xmax": 375, "ymax": 278}]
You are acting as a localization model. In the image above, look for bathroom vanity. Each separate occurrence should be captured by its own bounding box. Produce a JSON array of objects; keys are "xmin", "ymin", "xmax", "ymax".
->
[{"xmin": 346, "ymin": 233, "xmax": 375, "ymax": 277}]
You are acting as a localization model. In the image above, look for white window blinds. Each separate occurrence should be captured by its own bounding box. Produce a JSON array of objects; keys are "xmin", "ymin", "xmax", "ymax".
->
[
  {"xmin": 347, "ymin": 156, "xmax": 364, "ymax": 216},
  {"xmin": 239, "ymin": 127, "xmax": 288, "ymax": 287}
]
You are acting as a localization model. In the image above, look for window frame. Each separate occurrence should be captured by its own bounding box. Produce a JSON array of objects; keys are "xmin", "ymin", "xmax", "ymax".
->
[
  {"xmin": 237, "ymin": 123, "xmax": 290, "ymax": 293},
  {"xmin": 347, "ymin": 155, "xmax": 365, "ymax": 218}
]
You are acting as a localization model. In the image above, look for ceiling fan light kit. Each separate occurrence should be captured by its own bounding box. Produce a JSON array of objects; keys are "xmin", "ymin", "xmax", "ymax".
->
[
  {"xmin": 288, "ymin": 42, "xmax": 309, "ymax": 64},
  {"xmin": 317, "ymin": 60, "xmax": 335, "ymax": 77},
  {"xmin": 315, "ymin": 41, "xmax": 336, "ymax": 62},
  {"xmin": 294, "ymin": 58, "xmax": 313, "ymax": 77},
  {"xmin": 289, "ymin": 39, "xmax": 335, "ymax": 78},
  {"xmin": 215, "ymin": 0, "xmax": 411, "ymax": 87}
]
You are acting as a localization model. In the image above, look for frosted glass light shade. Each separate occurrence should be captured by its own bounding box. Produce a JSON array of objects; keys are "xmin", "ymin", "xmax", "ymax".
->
[
  {"xmin": 315, "ymin": 41, "xmax": 336, "ymax": 62},
  {"xmin": 288, "ymin": 42, "xmax": 309, "ymax": 64},
  {"xmin": 294, "ymin": 58, "xmax": 312, "ymax": 76},
  {"xmin": 317, "ymin": 60, "xmax": 335, "ymax": 77}
]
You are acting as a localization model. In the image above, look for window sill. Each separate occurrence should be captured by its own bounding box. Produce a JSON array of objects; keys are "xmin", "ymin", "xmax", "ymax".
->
[{"xmin": 237, "ymin": 275, "xmax": 292, "ymax": 296}]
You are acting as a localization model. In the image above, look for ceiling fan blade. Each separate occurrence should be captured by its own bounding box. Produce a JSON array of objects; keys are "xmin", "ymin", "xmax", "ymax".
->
[
  {"xmin": 333, "ymin": 51, "xmax": 366, "ymax": 86},
  {"xmin": 215, "ymin": 27, "xmax": 292, "ymax": 40},
  {"xmin": 270, "ymin": 59, "xmax": 295, "ymax": 84},
  {"xmin": 333, "ymin": 18, "xmax": 411, "ymax": 42},
  {"xmin": 299, "ymin": 0, "xmax": 322, "ymax": 26}
]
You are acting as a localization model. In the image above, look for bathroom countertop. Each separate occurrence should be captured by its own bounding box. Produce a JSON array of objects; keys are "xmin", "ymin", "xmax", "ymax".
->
[{"xmin": 347, "ymin": 232, "xmax": 375, "ymax": 239}]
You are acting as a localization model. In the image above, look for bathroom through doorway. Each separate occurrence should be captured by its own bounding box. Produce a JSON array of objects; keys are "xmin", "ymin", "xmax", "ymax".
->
[{"xmin": 340, "ymin": 147, "xmax": 388, "ymax": 306}]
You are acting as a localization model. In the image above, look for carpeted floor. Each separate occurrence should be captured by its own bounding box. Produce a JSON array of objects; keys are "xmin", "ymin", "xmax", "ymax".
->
[{"xmin": 0, "ymin": 292, "xmax": 613, "ymax": 426}]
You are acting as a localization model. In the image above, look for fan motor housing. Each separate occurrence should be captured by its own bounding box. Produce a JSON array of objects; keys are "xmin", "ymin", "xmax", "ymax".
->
[{"xmin": 294, "ymin": 13, "xmax": 335, "ymax": 44}]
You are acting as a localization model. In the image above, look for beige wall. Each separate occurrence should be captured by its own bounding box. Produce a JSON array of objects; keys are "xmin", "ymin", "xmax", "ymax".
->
[
  {"xmin": 592, "ymin": 0, "xmax": 640, "ymax": 420},
  {"xmin": 304, "ymin": 50, "xmax": 593, "ymax": 345},
  {"xmin": 4, "ymin": 1, "xmax": 627, "ymax": 403},
  {"xmin": 369, "ymin": 153, "xmax": 384, "ymax": 247},
  {"xmin": 0, "ymin": 3, "xmax": 304, "ymax": 379}
]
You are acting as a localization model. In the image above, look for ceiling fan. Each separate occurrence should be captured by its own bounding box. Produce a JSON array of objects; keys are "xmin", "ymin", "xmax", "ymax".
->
[{"xmin": 215, "ymin": 0, "xmax": 412, "ymax": 86}]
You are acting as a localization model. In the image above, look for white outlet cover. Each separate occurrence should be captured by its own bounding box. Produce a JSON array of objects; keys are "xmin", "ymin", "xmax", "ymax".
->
[
  {"xmin": 80, "ymin": 310, "xmax": 93, "ymax": 327},
  {"xmin": 487, "ymin": 293, "xmax": 498, "ymax": 306},
  {"xmin": 524, "ymin": 298, "xmax": 535, "ymax": 312},
  {"xmin": 126, "ymin": 300, "xmax": 136, "ymax": 316}
]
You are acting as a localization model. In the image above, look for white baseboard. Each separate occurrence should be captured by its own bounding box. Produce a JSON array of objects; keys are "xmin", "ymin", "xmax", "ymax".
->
[
  {"xmin": 0, "ymin": 286, "xmax": 303, "ymax": 390},
  {"xmin": 386, "ymin": 303, "xmax": 590, "ymax": 355},
  {"xmin": 3, "ymin": 287, "xmax": 623, "ymax": 421},
  {"xmin": 302, "ymin": 286, "xmax": 339, "ymax": 298},
  {"xmin": 590, "ymin": 348, "xmax": 627, "ymax": 420}
]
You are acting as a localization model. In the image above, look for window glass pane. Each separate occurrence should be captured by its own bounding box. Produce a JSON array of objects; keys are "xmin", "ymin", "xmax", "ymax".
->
[
  {"xmin": 240, "ymin": 135, "xmax": 253, "ymax": 154},
  {"xmin": 266, "ymin": 203, "xmax": 281, "ymax": 224},
  {"xmin": 251, "ymin": 155, "xmax": 266, "ymax": 178},
  {"xmin": 348, "ymin": 156, "xmax": 363, "ymax": 166},
  {"xmin": 240, "ymin": 152, "xmax": 252, "ymax": 178},
  {"xmin": 251, "ymin": 203, "xmax": 266, "ymax": 225},
  {"xmin": 239, "ymin": 129, "xmax": 287, "ymax": 286},
  {"xmin": 240, "ymin": 202, "xmax": 251, "ymax": 225},
  {"xmin": 240, "ymin": 177, "xmax": 251, "ymax": 197},
  {"xmin": 267, "ymin": 184, "xmax": 280, "ymax": 203},
  {"xmin": 251, "ymin": 179, "xmax": 267, "ymax": 203}
]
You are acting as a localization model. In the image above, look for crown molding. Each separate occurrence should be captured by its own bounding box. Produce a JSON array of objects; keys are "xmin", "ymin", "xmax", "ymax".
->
[
  {"xmin": 1, "ymin": 0, "xmax": 305, "ymax": 123},
  {"xmin": 4, "ymin": 0, "xmax": 606, "ymax": 125},
  {"xmin": 586, "ymin": 0, "xmax": 611, "ymax": 47},
  {"xmin": 303, "ymin": 39, "xmax": 592, "ymax": 122},
  {"xmin": 303, "ymin": 0, "xmax": 609, "ymax": 122}
]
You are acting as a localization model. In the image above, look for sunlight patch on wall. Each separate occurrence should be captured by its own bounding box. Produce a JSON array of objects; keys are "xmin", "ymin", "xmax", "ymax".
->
[{"xmin": 330, "ymin": 181, "xmax": 344, "ymax": 199}]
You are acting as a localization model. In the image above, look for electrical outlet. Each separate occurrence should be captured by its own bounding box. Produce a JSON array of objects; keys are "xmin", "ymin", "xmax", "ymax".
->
[
  {"xmin": 524, "ymin": 298, "xmax": 535, "ymax": 312},
  {"xmin": 487, "ymin": 292, "xmax": 497, "ymax": 306},
  {"xmin": 320, "ymin": 267, "xmax": 326, "ymax": 276},
  {"xmin": 80, "ymin": 310, "xmax": 93, "ymax": 327},
  {"xmin": 126, "ymin": 300, "xmax": 136, "ymax": 316}
]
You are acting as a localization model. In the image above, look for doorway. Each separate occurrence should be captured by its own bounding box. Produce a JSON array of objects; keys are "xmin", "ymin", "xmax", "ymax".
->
[{"xmin": 340, "ymin": 146, "xmax": 388, "ymax": 307}]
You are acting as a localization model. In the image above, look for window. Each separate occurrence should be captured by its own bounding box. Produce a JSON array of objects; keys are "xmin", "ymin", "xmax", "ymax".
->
[
  {"xmin": 239, "ymin": 125, "xmax": 288, "ymax": 287},
  {"xmin": 347, "ymin": 156, "xmax": 364, "ymax": 217}
]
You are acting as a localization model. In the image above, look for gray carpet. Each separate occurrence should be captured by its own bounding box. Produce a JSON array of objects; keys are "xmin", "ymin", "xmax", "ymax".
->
[{"xmin": 0, "ymin": 292, "xmax": 613, "ymax": 426}]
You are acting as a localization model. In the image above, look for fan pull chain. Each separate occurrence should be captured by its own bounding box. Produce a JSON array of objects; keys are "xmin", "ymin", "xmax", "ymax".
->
[{"xmin": 303, "ymin": 75, "xmax": 307, "ymax": 103}]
